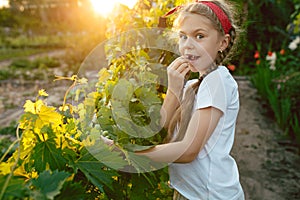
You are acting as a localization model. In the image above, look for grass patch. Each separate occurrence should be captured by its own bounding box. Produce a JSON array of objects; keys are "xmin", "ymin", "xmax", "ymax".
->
[
  {"xmin": 0, "ymin": 122, "xmax": 17, "ymax": 136},
  {"xmin": 0, "ymin": 47, "xmax": 51, "ymax": 61}
]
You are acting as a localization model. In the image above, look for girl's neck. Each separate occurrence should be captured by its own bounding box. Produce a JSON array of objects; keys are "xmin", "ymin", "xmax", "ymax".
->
[{"xmin": 199, "ymin": 63, "xmax": 218, "ymax": 79}]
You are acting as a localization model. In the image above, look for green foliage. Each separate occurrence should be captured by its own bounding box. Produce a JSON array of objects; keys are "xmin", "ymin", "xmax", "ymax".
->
[
  {"xmin": 289, "ymin": 1, "xmax": 300, "ymax": 34},
  {"xmin": 0, "ymin": 35, "xmax": 64, "ymax": 49},
  {"xmin": 0, "ymin": 48, "xmax": 48, "ymax": 61},
  {"xmin": 29, "ymin": 170, "xmax": 71, "ymax": 200},
  {"xmin": 0, "ymin": 57, "xmax": 61, "ymax": 81},
  {"xmin": 251, "ymin": 42, "xmax": 300, "ymax": 145},
  {"xmin": 251, "ymin": 0, "xmax": 300, "ymax": 146},
  {"xmin": 0, "ymin": 88, "xmax": 124, "ymax": 199},
  {"xmin": 233, "ymin": 0, "xmax": 296, "ymax": 75},
  {"xmin": 0, "ymin": 8, "xmax": 17, "ymax": 28},
  {"xmin": 0, "ymin": 123, "xmax": 18, "ymax": 160},
  {"xmin": 9, "ymin": 56, "xmax": 59, "ymax": 70},
  {"xmin": 0, "ymin": 176, "xmax": 28, "ymax": 199},
  {"xmin": 0, "ymin": 60, "xmax": 171, "ymax": 199}
]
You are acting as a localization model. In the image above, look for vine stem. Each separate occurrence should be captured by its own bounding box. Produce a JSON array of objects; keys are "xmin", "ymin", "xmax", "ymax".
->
[
  {"xmin": 62, "ymin": 80, "xmax": 77, "ymax": 110},
  {"xmin": 0, "ymin": 138, "xmax": 19, "ymax": 163},
  {"xmin": 0, "ymin": 124, "xmax": 21, "ymax": 200}
]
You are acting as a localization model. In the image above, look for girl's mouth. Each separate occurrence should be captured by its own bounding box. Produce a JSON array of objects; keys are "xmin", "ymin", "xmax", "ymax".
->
[{"xmin": 184, "ymin": 54, "xmax": 200, "ymax": 61}]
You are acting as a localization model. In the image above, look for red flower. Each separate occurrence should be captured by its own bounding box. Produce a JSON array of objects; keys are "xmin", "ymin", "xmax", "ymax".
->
[
  {"xmin": 256, "ymin": 60, "xmax": 261, "ymax": 65},
  {"xmin": 254, "ymin": 51, "xmax": 260, "ymax": 59},
  {"xmin": 280, "ymin": 49, "xmax": 285, "ymax": 55},
  {"xmin": 227, "ymin": 64, "xmax": 236, "ymax": 71},
  {"xmin": 267, "ymin": 51, "xmax": 273, "ymax": 56}
]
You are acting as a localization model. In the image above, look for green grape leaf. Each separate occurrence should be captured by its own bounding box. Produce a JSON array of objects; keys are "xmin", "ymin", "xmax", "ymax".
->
[
  {"xmin": 129, "ymin": 173, "xmax": 156, "ymax": 200},
  {"xmin": 30, "ymin": 138, "xmax": 67, "ymax": 172},
  {"xmin": 0, "ymin": 175, "xmax": 28, "ymax": 199},
  {"xmin": 30, "ymin": 170, "xmax": 71, "ymax": 200},
  {"xmin": 79, "ymin": 140, "xmax": 127, "ymax": 170},
  {"xmin": 112, "ymin": 79, "xmax": 134, "ymax": 101},
  {"xmin": 75, "ymin": 146, "xmax": 125, "ymax": 192},
  {"xmin": 126, "ymin": 152, "xmax": 166, "ymax": 173},
  {"xmin": 135, "ymin": 86, "xmax": 161, "ymax": 106},
  {"xmin": 55, "ymin": 181, "xmax": 86, "ymax": 200},
  {"xmin": 96, "ymin": 106, "xmax": 115, "ymax": 133},
  {"xmin": 136, "ymin": 71, "xmax": 158, "ymax": 85}
]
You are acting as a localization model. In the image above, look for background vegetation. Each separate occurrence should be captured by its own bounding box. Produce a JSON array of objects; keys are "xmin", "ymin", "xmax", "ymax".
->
[{"xmin": 0, "ymin": 0, "xmax": 299, "ymax": 199}]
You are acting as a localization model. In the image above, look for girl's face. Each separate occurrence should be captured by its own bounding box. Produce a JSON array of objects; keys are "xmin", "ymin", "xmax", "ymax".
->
[{"xmin": 178, "ymin": 13, "xmax": 227, "ymax": 73}]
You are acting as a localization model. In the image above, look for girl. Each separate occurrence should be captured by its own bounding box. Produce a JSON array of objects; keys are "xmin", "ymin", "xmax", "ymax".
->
[{"xmin": 136, "ymin": 0, "xmax": 245, "ymax": 199}]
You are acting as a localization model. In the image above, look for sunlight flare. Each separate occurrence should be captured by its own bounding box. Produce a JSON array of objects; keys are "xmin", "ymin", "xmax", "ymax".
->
[{"xmin": 90, "ymin": 0, "xmax": 138, "ymax": 16}]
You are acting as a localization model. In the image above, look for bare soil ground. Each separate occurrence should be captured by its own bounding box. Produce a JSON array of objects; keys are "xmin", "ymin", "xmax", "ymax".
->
[
  {"xmin": 233, "ymin": 77, "xmax": 300, "ymax": 200},
  {"xmin": 0, "ymin": 57, "xmax": 299, "ymax": 199}
]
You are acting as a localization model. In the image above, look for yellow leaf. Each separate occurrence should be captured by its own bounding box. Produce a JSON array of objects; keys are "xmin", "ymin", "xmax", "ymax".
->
[
  {"xmin": 14, "ymin": 165, "xmax": 29, "ymax": 179},
  {"xmin": 23, "ymin": 100, "xmax": 35, "ymax": 114},
  {"xmin": 38, "ymin": 133, "xmax": 48, "ymax": 142},
  {"xmin": 22, "ymin": 130, "xmax": 36, "ymax": 151},
  {"xmin": 23, "ymin": 100, "xmax": 44, "ymax": 114},
  {"xmin": 77, "ymin": 77, "xmax": 88, "ymax": 84},
  {"xmin": 82, "ymin": 135, "xmax": 95, "ymax": 147},
  {"xmin": 31, "ymin": 171, "xmax": 38, "ymax": 179},
  {"xmin": 98, "ymin": 68, "xmax": 110, "ymax": 82},
  {"xmin": 37, "ymin": 104, "xmax": 62, "ymax": 125},
  {"xmin": 0, "ymin": 162, "xmax": 14, "ymax": 175},
  {"xmin": 14, "ymin": 164, "xmax": 38, "ymax": 180},
  {"xmin": 38, "ymin": 89, "xmax": 48, "ymax": 97}
]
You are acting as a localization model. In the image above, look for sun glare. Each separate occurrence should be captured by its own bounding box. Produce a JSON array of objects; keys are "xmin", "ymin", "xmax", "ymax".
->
[
  {"xmin": 0, "ymin": 0, "xmax": 9, "ymax": 8},
  {"xmin": 90, "ymin": 0, "xmax": 138, "ymax": 16}
]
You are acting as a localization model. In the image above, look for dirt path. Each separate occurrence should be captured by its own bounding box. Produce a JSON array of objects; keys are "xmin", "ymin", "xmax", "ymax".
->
[
  {"xmin": 232, "ymin": 77, "xmax": 300, "ymax": 200},
  {"xmin": 0, "ymin": 66, "xmax": 299, "ymax": 199}
]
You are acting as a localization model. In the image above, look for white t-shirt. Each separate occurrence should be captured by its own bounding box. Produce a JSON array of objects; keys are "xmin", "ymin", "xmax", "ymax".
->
[{"xmin": 169, "ymin": 66, "xmax": 244, "ymax": 200}]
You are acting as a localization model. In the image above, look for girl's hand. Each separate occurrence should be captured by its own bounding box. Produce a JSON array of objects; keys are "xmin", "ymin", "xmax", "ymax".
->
[{"xmin": 167, "ymin": 57, "xmax": 190, "ymax": 99}]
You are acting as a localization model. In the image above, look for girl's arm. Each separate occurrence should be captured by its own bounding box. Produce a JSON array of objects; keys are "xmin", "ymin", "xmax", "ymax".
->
[
  {"xmin": 137, "ymin": 106, "xmax": 222, "ymax": 163},
  {"xmin": 161, "ymin": 57, "xmax": 190, "ymax": 128}
]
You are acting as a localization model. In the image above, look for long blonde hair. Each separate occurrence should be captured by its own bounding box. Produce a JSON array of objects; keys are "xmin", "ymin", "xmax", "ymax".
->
[{"xmin": 165, "ymin": 0, "xmax": 239, "ymax": 142}]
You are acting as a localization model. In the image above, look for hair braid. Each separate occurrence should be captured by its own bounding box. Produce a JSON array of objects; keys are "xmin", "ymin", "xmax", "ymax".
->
[
  {"xmin": 165, "ymin": 80, "xmax": 201, "ymax": 142},
  {"xmin": 216, "ymin": 27, "xmax": 236, "ymax": 64}
]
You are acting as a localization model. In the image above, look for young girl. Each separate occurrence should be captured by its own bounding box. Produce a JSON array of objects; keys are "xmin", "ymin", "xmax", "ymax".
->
[{"xmin": 136, "ymin": 0, "xmax": 245, "ymax": 199}]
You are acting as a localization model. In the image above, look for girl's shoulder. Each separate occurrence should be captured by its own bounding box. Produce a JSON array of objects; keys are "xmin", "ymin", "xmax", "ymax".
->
[{"xmin": 206, "ymin": 66, "xmax": 237, "ymax": 86}]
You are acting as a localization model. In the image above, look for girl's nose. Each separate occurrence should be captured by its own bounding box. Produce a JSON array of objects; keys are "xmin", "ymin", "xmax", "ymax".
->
[{"xmin": 182, "ymin": 37, "xmax": 195, "ymax": 50}]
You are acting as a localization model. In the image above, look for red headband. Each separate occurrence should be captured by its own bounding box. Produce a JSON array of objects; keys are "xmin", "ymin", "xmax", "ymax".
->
[
  {"xmin": 162, "ymin": 1, "xmax": 232, "ymax": 34},
  {"xmin": 198, "ymin": 1, "xmax": 232, "ymax": 34}
]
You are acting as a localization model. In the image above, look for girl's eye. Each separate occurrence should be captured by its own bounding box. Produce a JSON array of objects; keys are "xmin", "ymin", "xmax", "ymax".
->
[
  {"xmin": 179, "ymin": 34, "xmax": 187, "ymax": 40},
  {"xmin": 196, "ymin": 34, "xmax": 204, "ymax": 39}
]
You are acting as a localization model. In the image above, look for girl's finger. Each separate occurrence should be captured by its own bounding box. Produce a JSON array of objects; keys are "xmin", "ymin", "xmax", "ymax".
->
[
  {"xmin": 177, "ymin": 62, "xmax": 189, "ymax": 73},
  {"xmin": 182, "ymin": 66, "xmax": 190, "ymax": 76},
  {"xmin": 168, "ymin": 57, "xmax": 188, "ymax": 70}
]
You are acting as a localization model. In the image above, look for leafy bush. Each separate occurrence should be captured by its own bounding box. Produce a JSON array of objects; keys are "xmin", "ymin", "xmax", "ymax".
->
[
  {"xmin": 251, "ymin": 39, "xmax": 300, "ymax": 145},
  {"xmin": 0, "ymin": 0, "xmax": 182, "ymax": 198},
  {"xmin": 0, "ymin": 69, "xmax": 14, "ymax": 80},
  {"xmin": 251, "ymin": 1, "xmax": 300, "ymax": 146}
]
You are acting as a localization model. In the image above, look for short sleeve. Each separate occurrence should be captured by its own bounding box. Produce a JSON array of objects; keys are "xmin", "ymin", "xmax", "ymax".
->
[{"xmin": 195, "ymin": 71, "xmax": 227, "ymax": 114}]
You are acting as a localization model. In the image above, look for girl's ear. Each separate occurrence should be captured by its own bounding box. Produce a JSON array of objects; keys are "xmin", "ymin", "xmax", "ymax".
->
[{"xmin": 219, "ymin": 34, "xmax": 230, "ymax": 51}]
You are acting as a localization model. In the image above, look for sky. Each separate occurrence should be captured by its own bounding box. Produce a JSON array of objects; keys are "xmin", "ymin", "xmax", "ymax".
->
[{"xmin": 0, "ymin": 0, "xmax": 8, "ymax": 8}]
